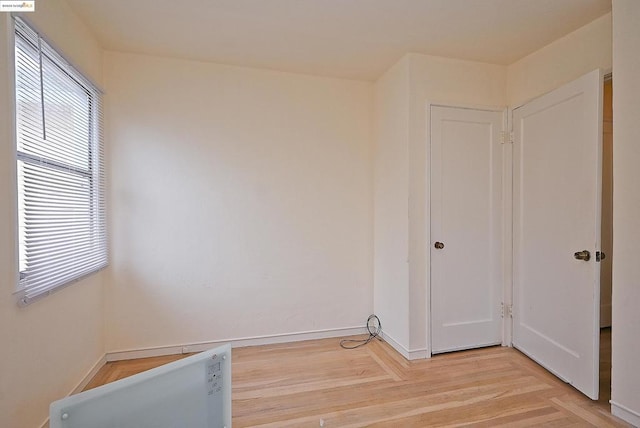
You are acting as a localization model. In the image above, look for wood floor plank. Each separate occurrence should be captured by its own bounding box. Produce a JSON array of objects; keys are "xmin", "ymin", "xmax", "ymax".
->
[{"xmin": 83, "ymin": 332, "xmax": 631, "ymax": 427}]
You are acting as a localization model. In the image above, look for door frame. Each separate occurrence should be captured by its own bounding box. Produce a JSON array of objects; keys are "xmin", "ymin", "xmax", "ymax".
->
[{"xmin": 425, "ymin": 101, "xmax": 510, "ymax": 356}]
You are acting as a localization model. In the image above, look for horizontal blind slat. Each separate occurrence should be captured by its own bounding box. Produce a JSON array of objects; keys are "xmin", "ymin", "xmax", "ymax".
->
[
  {"xmin": 22, "ymin": 260, "xmax": 108, "ymax": 300},
  {"xmin": 25, "ymin": 243, "xmax": 105, "ymax": 269}
]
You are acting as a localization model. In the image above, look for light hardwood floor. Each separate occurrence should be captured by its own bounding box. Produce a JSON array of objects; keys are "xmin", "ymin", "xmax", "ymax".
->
[{"xmin": 85, "ymin": 331, "xmax": 628, "ymax": 427}]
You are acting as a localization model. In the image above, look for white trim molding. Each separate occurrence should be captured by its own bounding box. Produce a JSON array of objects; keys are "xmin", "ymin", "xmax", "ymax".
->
[
  {"xmin": 71, "ymin": 355, "xmax": 108, "ymax": 394},
  {"xmin": 106, "ymin": 326, "xmax": 367, "ymax": 362},
  {"xmin": 381, "ymin": 331, "xmax": 430, "ymax": 360},
  {"xmin": 611, "ymin": 401, "xmax": 640, "ymax": 427}
]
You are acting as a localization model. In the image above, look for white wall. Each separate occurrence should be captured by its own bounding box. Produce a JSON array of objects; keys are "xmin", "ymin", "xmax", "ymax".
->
[
  {"xmin": 104, "ymin": 51, "xmax": 373, "ymax": 352},
  {"xmin": 373, "ymin": 53, "xmax": 506, "ymax": 356},
  {"xmin": 507, "ymin": 13, "xmax": 612, "ymax": 107},
  {"xmin": 0, "ymin": 2, "xmax": 105, "ymax": 427},
  {"xmin": 373, "ymin": 56, "xmax": 411, "ymax": 350},
  {"xmin": 611, "ymin": 1, "xmax": 640, "ymax": 425}
]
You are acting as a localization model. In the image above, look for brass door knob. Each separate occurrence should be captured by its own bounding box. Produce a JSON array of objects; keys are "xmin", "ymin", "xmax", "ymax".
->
[
  {"xmin": 574, "ymin": 250, "xmax": 591, "ymax": 261},
  {"xmin": 434, "ymin": 242, "xmax": 445, "ymax": 249}
]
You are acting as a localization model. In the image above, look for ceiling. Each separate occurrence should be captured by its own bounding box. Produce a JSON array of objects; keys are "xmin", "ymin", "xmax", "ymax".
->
[{"xmin": 66, "ymin": 0, "xmax": 611, "ymax": 81}]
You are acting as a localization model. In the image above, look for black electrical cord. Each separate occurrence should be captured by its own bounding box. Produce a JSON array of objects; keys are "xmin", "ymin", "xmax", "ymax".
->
[{"xmin": 340, "ymin": 314, "xmax": 382, "ymax": 349}]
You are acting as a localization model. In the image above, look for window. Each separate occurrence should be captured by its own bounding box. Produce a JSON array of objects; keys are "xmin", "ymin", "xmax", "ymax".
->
[{"xmin": 14, "ymin": 17, "xmax": 106, "ymax": 305}]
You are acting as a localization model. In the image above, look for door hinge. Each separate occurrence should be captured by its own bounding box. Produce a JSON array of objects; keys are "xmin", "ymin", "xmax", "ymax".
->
[
  {"xmin": 500, "ymin": 131, "xmax": 514, "ymax": 145},
  {"xmin": 501, "ymin": 302, "xmax": 513, "ymax": 318}
]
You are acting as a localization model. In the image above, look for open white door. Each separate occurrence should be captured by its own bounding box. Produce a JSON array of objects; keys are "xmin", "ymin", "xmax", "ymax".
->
[
  {"xmin": 513, "ymin": 69, "xmax": 603, "ymax": 399},
  {"xmin": 431, "ymin": 106, "xmax": 503, "ymax": 354}
]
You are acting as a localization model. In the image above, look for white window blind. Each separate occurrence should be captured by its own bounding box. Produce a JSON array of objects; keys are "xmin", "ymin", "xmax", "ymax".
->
[{"xmin": 14, "ymin": 17, "xmax": 106, "ymax": 305}]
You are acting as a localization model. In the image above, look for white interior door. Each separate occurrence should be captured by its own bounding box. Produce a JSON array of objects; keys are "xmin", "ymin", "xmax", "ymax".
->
[
  {"xmin": 431, "ymin": 106, "xmax": 503, "ymax": 354},
  {"xmin": 512, "ymin": 69, "xmax": 603, "ymax": 399}
]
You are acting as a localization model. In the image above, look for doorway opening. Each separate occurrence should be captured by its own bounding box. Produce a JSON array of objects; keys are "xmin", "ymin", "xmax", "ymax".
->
[{"xmin": 599, "ymin": 75, "xmax": 613, "ymax": 405}]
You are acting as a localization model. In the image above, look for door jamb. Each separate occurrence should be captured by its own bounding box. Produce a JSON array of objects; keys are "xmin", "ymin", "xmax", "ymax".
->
[{"xmin": 503, "ymin": 108, "xmax": 513, "ymax": 347}]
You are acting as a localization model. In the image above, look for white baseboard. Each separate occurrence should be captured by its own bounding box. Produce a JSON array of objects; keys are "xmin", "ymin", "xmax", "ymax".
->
[
  {"xmin": 40, "ymin": 354, "xmax": 107, "ymax": 428},
  {"xmin": 381, "ymin": 331, "xmax": 430, "ymax": 360},
  {"xmin": 71, "ymin": 354, "xmax": 108, "ymax": 394},
  {"xmin": 611, "ymin": 401, "xmax": 640, "ymax": 427},
  {"xmin": 106, "ymin": 326, "xmax": 367, "ymax": 362}
]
